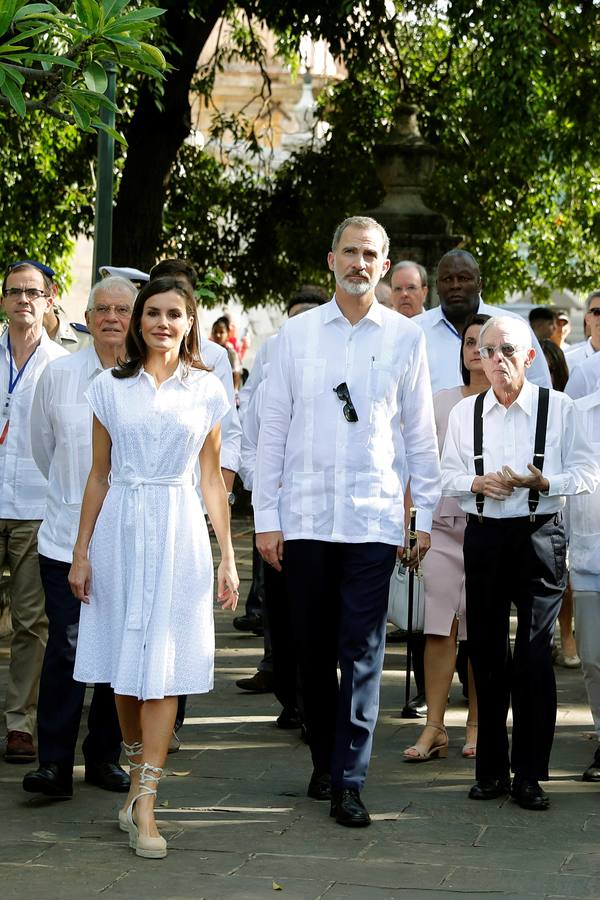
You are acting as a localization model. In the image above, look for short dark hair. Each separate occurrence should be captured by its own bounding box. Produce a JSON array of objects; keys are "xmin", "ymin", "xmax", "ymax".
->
[
  {"xmin": 112, "ymin": 276, "xmax": 209, "ymax": 379},
  {"xmin": 150, "ymin": 259, "xmax": 198, "ymax": 289},
  {"xmin": 541, "ymin": 339, "xmax": 569, "ymax": 392},
  {"xmin": 211, "ymin": 316, "xmax": 230, "ymax": 332},
  {"xmin": 528, "ymin": 307, "xmax": 556, "ymax": 325},
  {"xmin": 286, "ymin": 285, "xmax": 328, "ymax": 313},
  {"xmin": 2, "ymin": 261, "xmax": 54, "ymax": 295},
  {"xmin": 460, "ymin": 313, "xmax": 491, "ymax": 385}
]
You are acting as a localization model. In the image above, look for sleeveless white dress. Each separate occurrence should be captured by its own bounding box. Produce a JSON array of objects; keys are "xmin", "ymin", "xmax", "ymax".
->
[{"xmin": 73, "ymin": 364, "xmax": 229, "ymax": 700}]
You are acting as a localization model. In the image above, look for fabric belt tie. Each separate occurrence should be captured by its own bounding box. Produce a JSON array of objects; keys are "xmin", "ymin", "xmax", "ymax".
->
[{"xmin": 111, "ymin": 472, "xmax": 191, "ymax": 630}]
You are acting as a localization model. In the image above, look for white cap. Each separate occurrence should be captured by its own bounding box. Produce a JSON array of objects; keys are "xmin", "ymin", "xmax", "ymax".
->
[{"xmin": 99, "ymin": 265, "xmax": 149, "ymax": 283}]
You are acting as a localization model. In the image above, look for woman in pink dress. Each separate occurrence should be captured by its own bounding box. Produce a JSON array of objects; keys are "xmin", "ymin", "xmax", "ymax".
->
[{"xmin": 404, "ymin": 314, "xmax": 490, "ymax": 762}]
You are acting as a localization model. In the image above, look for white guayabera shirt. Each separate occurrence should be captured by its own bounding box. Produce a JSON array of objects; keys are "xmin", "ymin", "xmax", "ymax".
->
[
  {"xmin": 413, "ymin": 299, "xmax": 552, "ymax": 394},
  {"xmin": 0, "ymin": 328, "xmax": 66, "ymax": 521},
  {"xmin": 441, "ymin": 380, "xmax": 600, "ymax": 518},
  {"xmin": 252, "ymin": 297, "xmax": 441, "ymax": 544}
]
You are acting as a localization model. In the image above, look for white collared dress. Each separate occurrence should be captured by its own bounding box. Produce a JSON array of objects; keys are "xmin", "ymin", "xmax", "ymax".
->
[{"xmin": 73, "ymin": 365, "xmax": 229, "ymax": 700}]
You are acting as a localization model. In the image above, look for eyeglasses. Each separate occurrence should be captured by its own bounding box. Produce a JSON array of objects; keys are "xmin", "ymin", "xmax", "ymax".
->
[
  {"xmin": 91, "ymin": 303, "xmax": 132, "ymax": 317},
  {"xmin": 588, "ymin": 307, "xmax": 600, "ymax": 317},
  {"xmin": 479, "ymin": 343, "xmax": 522, "ymax": 360},
  {"xmin": 3, "ymin": 287, "xmax": 47, "ymax": 301},
  {"xmin": 333, "ymin": 382, "xmax": 359, "ymax": 422}
]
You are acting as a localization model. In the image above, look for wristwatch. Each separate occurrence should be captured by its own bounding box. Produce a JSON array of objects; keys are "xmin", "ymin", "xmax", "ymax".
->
[{"xmin": 227, "ymin": 492, "xmax": 236, "ymax": 507}]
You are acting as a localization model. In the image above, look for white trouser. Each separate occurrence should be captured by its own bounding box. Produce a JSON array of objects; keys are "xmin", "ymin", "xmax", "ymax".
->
[{"xmin": 574, "ymin": 590, "xmax": 600, "ymax": 740}]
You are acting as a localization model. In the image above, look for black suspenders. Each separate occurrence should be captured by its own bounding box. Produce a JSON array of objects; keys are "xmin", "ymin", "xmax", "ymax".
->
[{"xmin": 472, "ymin": 387, "xmax": 550, "ymax": 522}]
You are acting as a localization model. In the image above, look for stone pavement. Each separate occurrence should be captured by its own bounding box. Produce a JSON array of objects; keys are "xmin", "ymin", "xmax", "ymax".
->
[{"xmin": 1, "ymin": 513, "xmax": 600, "ymax": 899}]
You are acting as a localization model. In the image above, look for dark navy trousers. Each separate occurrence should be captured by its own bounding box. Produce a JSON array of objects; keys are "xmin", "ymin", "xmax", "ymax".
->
[
  {"xmin": 464, "ymin": 513, "xmax": 567, "ymax": 782},
  {"xmin": 284, "ymin": 540, "xmax": 396, "ymax": 791},
  {"xmin": 37, "ymin": 555, "xmax": 122, "ymax": 772}
]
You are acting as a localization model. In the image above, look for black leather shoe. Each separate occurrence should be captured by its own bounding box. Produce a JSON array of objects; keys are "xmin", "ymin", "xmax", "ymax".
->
[
  {"xmin": 407, "ymin": 692, "xmax": 427, "ymax": 716},
  {"xmin": 276, "ymin": 708, "xmax": 303, "ymax": 729},
  {"xmin": 307, "ymin": 770, "xmax": 332, "ymax": 801},
  {"xmin": 468, "ymin": 777, "xmax": 511, "ymax": 800},
  {"xmin": 330, "ymin": 788, "xmax": 371, "ymax": 827},
  {"xmin": 511, "ymin": 777, "xmax": 550, "ymax": 810},
  {"xmin": 582, "ymin": 746, "xmax": 600, "ymax": 782},
  {"xmin": 235, "ymin": 670, "xmax": 274, "ymax": 693},
  {"xmin": 23, "ymin": 764, "xmax": 73, "ymax": 799},
  {"xmin": 233, "ymin": 614, "xmax": 263, "ymax": 635},
  {"xmin": 386, "ymin": 628, "xmax": 408, "ymax": 643},
  {"xmin": 84, "ymin": 761, "xmax": 130, "ymax": 793}
]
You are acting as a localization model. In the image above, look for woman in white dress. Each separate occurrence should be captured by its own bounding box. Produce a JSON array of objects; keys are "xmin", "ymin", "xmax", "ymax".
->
[{"xmin": 69, "ymin": 276, "xmax": 239, "ymax": 859}]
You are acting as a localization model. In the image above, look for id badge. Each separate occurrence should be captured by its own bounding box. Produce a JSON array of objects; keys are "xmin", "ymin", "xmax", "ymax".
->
[{"xmin": 0, "ymin": 393, "xmax": 11, "ymax": 444}]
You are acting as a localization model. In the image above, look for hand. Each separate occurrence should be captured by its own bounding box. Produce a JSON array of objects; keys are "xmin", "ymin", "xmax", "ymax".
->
[
  {"xmin": 217, "ymin": 558, "xmax": 239, "ymax": 610},
  {"xmin": 471, "ymin": 472, "xmax": 514, "ymax": 500},
  {"xmin": 68, "ymin": 557, "xmax": 92, "ymax": 603},
  {"xmin": 256, "ymin": 530, "xmax": 284, "ymax": 572},
  {"xmin": 400, "ymin": 530, "xmax": 431, "ymax": 571},
  {"xmin": 500, "ymin": 464, "xmax": 549, "ymax": 493}
]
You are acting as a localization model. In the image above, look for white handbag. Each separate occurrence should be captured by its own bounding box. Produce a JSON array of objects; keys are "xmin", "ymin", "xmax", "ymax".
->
[{"xmin": 387, "ymin": 562, "xmax": 425, "ymax": 632}]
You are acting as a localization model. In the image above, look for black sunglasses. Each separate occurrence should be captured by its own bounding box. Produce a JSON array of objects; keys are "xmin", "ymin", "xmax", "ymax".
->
[
  {"xmin": 333, "ymin": 382, "xmax": 358, "ymax": 422},
  {"xmin": 589, "ymin": 307, "xmax": 600, "ymax": 317}
]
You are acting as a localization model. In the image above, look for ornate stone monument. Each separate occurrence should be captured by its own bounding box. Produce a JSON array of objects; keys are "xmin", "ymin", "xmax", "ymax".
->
[{"xmin": 364, "ymin": 103, "xmax": 461, "ymax": 300}]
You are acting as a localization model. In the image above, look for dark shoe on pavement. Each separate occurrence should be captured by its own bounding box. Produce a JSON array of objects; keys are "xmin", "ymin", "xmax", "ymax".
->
[
  {"xmin": 468, "ymin": 777, "xmax": 511, "ymax": 800},
  {"xmin": 233, "ymin": 614, "xmax": 264, "ymax": 635},
  {"xmin": 511, "ymin": 777, "xmax": 550, "ymax": 811},
  {"xmin": 330, "ymin": 788, "xmax": 371, "ymax": 827},
  {"xmin": 276, "ymin": 708, "xmax": 303, "ymax": 729},
  {"xmin": 307, "ymin": 770, "xmax": 332, "ymax": 801},
  {"xmin": 168, "ymin": 730, "xmax": 181, "ymax": 754},
  {"xmin": 386, "ymin": 628, "xmax": 408, "ymax": 643},
  {"xmin": 4, "ymin": 730, "xmax": 36, "ymax": 764},
  {"xmin": 235, "ymin": 670, "xmax": 274, "ymax": 693},
  {"xmin": 23, "ymin": 763, "xmax": 73, "ymax": 799},
  {"xmin": 84, "ymin": 761, "xmax": 130, "ymax": 792},
  {"xmin": 582, "ymin": 746, "xmax": 600, "ymax": 782},
  {"xmin": 407, "ymin": 692, "xmax": 427, "ymax": 716}
]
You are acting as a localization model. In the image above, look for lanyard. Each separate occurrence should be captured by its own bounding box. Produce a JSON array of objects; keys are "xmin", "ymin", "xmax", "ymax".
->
[
  {"xmin": 440, "ymin": 316, "xmax": 461, "ymax": 340},
  {"xmin": 7, "ymin": 333, "xmax": 37, "ymax": 394}
]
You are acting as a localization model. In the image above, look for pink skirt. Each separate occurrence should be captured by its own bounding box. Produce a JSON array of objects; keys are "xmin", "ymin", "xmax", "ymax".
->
[{"xmin": 422, "ymin": 498, "xmax": 467, "ymax": 640}]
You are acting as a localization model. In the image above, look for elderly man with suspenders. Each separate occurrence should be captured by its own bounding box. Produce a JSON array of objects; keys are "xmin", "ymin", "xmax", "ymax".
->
[{"xmin": 442, "ymin": 316, "xmax": 599, "ymax": 810}]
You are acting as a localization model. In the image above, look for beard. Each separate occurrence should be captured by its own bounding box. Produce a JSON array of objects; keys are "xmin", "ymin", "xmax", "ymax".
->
[{"xmin": 335, "ymin": 267, "xmax": 379, "ymax": 297}]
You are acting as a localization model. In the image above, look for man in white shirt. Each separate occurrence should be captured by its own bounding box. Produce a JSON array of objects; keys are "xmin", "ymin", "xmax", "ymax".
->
[
  {"xmin": 569, "ymin": 389, "xmax": 600, "ymax": 783},
  {"xmin": 24, "ymin": 277, "xmax": 135, "ymax": 799},
  {"xmin": 0, "ymin": 260, "xmax": 67, "ymax": 763},
  {"xmin": 253, "ymin": 216, "xmax": 441, "ymax": 827},
  {"xmin": 565, "ymin": 290, "xmax": 600, "ymax": 375},
  {"xmin": 413, "ymin": 250, "xmax": 551, "ymax": 393},
  {"xmin": 390, "ymin": 260, "xmax": 428, "ymax": 318},
  {"xmin": 565, "ymin": 347, "xmax": 600, "ymax": 400},
  {"xmin": 442, "ymin": 315, "xmax": 599, "ymax": 811}
]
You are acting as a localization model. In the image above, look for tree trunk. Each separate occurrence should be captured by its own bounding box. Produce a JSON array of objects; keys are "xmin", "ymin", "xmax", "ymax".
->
[{"xmin": 112, "ymin": 0, "xmax": 226, "ymax": 270}]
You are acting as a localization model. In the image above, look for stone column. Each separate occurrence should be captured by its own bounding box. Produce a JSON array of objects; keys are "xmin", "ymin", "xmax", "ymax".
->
[{"xmin": 364, "ymin": 104, "xmax": 461, "ymax": 304}]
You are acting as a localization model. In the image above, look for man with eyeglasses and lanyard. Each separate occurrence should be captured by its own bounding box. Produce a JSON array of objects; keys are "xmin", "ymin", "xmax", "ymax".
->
[
  {"xmin": 565, "ymin": 291, "xmax": 600, "ymax": 399},
  {"xmin": 0, "ymin": 260, "xmax": 67, "ymax": 763},
  {"xmin": 442, "ymin": 315, "xmax": 599, "ymax": 811},
  {"xmin": 22, "ymin": 276, "xmax": 136, "ymax": 798},
  {"xmin": 253, "ymin": 216, "xmax": 441, "ymax": 827}
]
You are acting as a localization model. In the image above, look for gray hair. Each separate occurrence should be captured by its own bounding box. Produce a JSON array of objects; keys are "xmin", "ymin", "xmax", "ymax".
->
[
  {"xmin": 585, "ymin": 290, "xmax": 600, "ymax": 312},
  {"xmin": 86, "ymin": 275, "xmax": 137, "ymax": 311},
  {"xmin": 331, "ymin": 216, "xmax": 390, "ymax": 259},
  {"xmin": 479, "ymin": 315, "xmax": 533, "ymax": 351},
  {"xmin": 391, "ymin": 259, "xmax": 428, "ymax": 287}
]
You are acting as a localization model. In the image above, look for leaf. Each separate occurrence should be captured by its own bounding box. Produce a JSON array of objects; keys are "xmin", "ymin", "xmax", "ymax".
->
[
  {"xmin": 93, "ymin": 119, "xmax": 127, "ymax": 145},
  {"xmin": 170, "ymin": 770, "xmax": 191, "ymax": 777},
  {"xmin": 0, "ymin": 2, "xmax": 18, "ymax": 40},
  {"xmin": 103, "ymin": 6, "xmax": 165, "ymax": 34},
  {"xmin": 83, "ymin": 60, "xmax": 107, "ymax": 93},
  {"xmin": 102, "ymin": 0, "xmax": 130, "ymax": 21},
  {"xmin": 139, "ymin": 42, "xmax": 166, "ymax": 69},
  {"xmin": 13, "ymin": 4, "xmax": 55, "ymax": 22},
  {"xmin": 69, "ymin": 96, "xmax": 91, "ymax": 130},
  {"xmin": 2, "ymin": 64, "xmax": 25, "ymax": 85},
  {"xmin": 1, "ymin": 77, "xmax": 26, "ymax": 116},
  {"xmin": 74, "ymin": 0, "xmax": 99, "ymax": 31},
  {"xmin": 272, "ymin": 882, "xmax": 283, "ymax": 891}
]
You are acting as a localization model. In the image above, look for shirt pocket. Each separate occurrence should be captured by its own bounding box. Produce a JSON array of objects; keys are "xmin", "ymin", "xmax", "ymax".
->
[
  {"xmin": 367, "ymin": 363, "xmax": 396, "ymax": 402},
  {"xmin": 295, "ymin": 358, "xmax": 327, "ymax": 399},
  {"xmin": 15, "ymin": 458, "xmax": 47, "ymax": 504},
  {"xmin": 55, "ymin": 404, "xmax": 92, "ymax": 504},
  {"xmin": 289, "ymin": 470, "xmax": 327, "ymax": 516}
]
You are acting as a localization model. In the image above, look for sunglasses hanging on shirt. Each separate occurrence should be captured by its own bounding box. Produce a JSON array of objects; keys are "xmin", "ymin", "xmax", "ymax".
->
[{"xmin": 333, "ymin": 382, "xmax": 359, "ymax": 422}]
